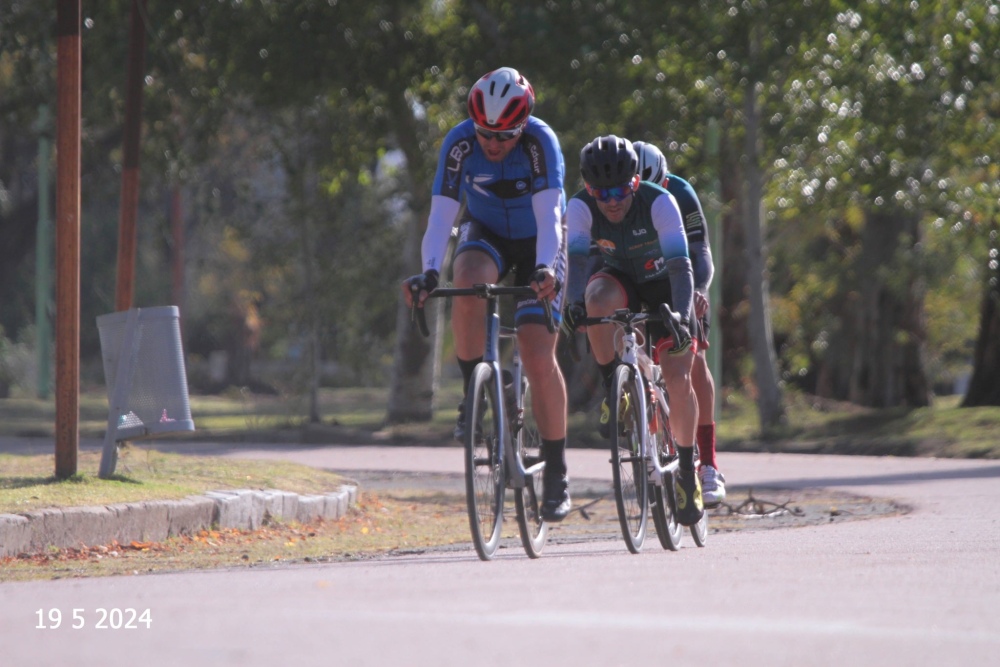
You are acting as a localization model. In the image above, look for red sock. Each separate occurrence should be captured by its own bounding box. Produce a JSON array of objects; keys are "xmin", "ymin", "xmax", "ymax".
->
[{"xmin": 697, "ymin": 423, "xmax": 717, "ymax": 469}]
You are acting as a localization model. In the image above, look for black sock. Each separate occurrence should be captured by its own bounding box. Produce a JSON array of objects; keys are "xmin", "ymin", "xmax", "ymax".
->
[
  {"xmin": 458, "ymin": 357, "xmax": 483, "ymax": 397},
  {"xmin": 542, "ymin": 438, "xmax": 567, "ymax": 478},
  {"xmin": 678, "ymin": 445, "xmax": 695, "ymax": 472}
]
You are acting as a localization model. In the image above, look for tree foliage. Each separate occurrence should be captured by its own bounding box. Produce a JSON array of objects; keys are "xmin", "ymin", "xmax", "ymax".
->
[{"xmin": 0, "ymin": 0, "xmax": 998, "ymax": 418}]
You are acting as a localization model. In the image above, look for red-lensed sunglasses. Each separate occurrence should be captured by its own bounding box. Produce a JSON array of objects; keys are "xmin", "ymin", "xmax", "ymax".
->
[
  {"xmin": 586, "ymin": 175, "xmax": 639, "ymax": 203},
  {"xmin": 475, "ymin": 124, "xmax": 524, "ymax": 142}
]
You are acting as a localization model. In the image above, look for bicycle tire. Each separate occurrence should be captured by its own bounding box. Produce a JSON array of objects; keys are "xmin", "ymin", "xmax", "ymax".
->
[
  {"xmin": 649, "ymin": 395, "xmax": 682, "ymax": 551},
  {"xmin": 689, "ymin": 510, "xmax": 708, "ymax": 547},
  {"xmin": 513, "ymin": 376, "xmax": 548, "ymax": 558},
  {"xmin": 465, "ymin": 363, "xmax": 505, "ymax": 561},
  {"xmin": 610, "ymin": 364, "xmax": 648, "ymax": 554}
]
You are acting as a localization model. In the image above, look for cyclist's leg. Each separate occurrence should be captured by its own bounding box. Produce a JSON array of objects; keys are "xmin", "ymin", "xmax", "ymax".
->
[
  {"xmin": 691, "ymin": 313, "xmax": 717, "ymax": 461},
  {"xmin": 450, "ymin": 222, "xmax": 505, "ymax": 438},
  {"xmin": 513, "ymin": 241, "xmax": 571, "ymax": 521},
  {"xmin": 517, "ymin": 324, "xmax": 566, "ymax": 441},
  {"xmin": 692, "ymin": 315, "xmax": 725, "ymax": 504},
  {"xmin": 647, "ymin": 280, "xmax": 703, "ymax": 525},
  {"xmin": 584, "ymin": 270, "xmax": 637, "ymax": 436},
  {"xmin": 451, "ymin": 254, "xmax": 497, "ymax": 361},
  {"xmin": 583, "ymin": 270, "xmax": 630, "ymax": 367}
]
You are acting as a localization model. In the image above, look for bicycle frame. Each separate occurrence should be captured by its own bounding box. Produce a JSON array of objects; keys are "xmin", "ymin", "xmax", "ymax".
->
[
  {"xmin": 426, "ymin": 284, "xmax": 549, "ymax": 489},
  {"xmin": 581, "ymin": 309, "xmax": 688, "ymax": 486}
]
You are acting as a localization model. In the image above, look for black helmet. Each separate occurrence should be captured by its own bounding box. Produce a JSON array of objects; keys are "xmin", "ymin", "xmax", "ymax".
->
[{"xmin": 580, "ymin": 135, "xmax": 638, "ymax": 188}]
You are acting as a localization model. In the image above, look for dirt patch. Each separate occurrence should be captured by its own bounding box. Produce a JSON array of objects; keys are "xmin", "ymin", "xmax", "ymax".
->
[{"xmin": 341, "ymin": 470, "xmax": 906, "ymax": 555}]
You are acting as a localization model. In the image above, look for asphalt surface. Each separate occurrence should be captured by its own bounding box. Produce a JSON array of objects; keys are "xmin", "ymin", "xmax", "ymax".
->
[{"xmin": 2, "ymin": 439, "xmax": 999, "ymax": 666}]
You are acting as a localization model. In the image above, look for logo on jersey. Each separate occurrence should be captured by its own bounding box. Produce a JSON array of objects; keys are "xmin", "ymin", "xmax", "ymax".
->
[
  {"xmin": 458, "ymin": 222, "xmax": 471, "ymax": 243},
  {"xmin": 472, "ymin": 176, "xmax": 532, "ymax": 199},
  {"xmin": 471, "ymin": 174, "xmax": 494, "ymax": 197},
  {"xmin": 632, "ymin": 228, "xmax": 648, "ymax": 237},
  {"xmin": 596, "ymin": 239, "xmax": 617, "ymax": 253},
  {"xmin": 528, "ymin": 142, "xmax": 543, "ymax": 176},
  {"xmin": 445, "ymin": 139, "xmax": 473, "ymax": 192},
  {"xmin": 644, "ymin": 257, "xmax": 666, "ymax": 273},
  {"xmin": 685, "ymin": 211, "xmax": 703, "ymax": 231}
]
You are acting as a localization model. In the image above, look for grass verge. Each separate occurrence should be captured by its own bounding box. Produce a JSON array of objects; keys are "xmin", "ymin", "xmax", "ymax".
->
[{"xmin": 0, "ymin": 449, "xmax": 345, "ymax": 515}]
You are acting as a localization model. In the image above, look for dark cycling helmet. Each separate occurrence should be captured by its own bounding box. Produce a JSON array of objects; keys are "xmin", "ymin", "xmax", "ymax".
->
[
  {"xmin": 579, "ymin": 135, "xmax": 639, "ymax": 188},
  {"xmin": 633, "ymin": 141, "xmax": 669, "ymax": 185},
  {"xmin": 467, "ymin": 67, "xmax": 535, "ymax": 131}
]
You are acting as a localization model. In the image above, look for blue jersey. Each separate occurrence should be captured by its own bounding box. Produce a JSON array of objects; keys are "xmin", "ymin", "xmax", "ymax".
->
[{"xmin": 431, "ymin": 117, "xmax": 565, "ymax": 240}]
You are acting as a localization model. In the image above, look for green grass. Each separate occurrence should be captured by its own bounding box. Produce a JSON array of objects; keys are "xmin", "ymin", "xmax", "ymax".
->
[
  {"xmin": 715, "ymin": 389, "xmax": 1000, "ymax": 458},
  {"xmin": 0, "ymin": 449, "xmax": 345, "ymax": 515}
]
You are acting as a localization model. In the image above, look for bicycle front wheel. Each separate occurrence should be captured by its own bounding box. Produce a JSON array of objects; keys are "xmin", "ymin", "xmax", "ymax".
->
[
  {"xmin": 610, "ymin": 364, "xmax": 648, "ymax": 554},
  {"xmin": 650, "ymin": 397, "xmax": 682, "ymax": 551},
  {"xmin": 513, "ymin": 376, "xmax": 548, "ymax": 558},
  {"xmin": 465, "ymin": 364, "xmax": 505, "ymax": 561}
]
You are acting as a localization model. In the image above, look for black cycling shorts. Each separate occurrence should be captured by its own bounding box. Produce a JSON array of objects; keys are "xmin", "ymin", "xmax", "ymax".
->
[
  {"xmin": 588, "ymin": 265, "xmax": 699, "ymax": 355},
  {"xmin": 453, "ymin": 218, "xmax": 567, "ymax": 328}
]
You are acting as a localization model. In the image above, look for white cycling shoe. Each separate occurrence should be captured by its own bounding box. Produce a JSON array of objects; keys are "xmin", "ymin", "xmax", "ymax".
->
[{"xmin": 699, "ymin": 465, "xmax": 726, "ymax": 508}]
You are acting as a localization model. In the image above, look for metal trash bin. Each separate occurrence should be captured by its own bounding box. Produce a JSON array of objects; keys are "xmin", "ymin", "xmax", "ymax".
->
[{"xmin": 97, "ymin": 306, "xmax": 195, "ymax": 478}]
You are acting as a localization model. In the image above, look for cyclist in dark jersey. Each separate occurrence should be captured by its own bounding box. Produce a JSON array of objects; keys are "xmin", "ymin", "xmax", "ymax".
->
[
  {"xmin": 634, "ymin": 141, "xmax": 725, "ymax": 508},
  {"xmin": 402, "ymin": 67, "xmax": 571, "ymax": 522},
  {"xmin": 564, "ymin": 135, "xmax": 703, "ymax": 527}
]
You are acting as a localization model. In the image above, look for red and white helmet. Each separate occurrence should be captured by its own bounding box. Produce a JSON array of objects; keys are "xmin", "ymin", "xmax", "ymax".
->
[{"xmin": 467, "ymin": 67, "xmax": 535, "ymax": 131}]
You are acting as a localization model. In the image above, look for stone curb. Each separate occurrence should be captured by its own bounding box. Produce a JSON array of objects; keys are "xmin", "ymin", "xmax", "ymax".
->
[{"xmin": 0, "ymin": 485, "xmax": 357, "ymax": 559}]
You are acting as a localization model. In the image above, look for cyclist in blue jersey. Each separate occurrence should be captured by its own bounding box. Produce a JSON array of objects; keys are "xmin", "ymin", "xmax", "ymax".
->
[
  {"xmin": 633, "ymin": 141, "xmax": 725, "ymax": 508},
  {"xmin": 563, "ymin": 135, "xmax": 703, "ymax": 526},
  {"xmin": 402, "ymin": 67, "xmax": 571, "ymax": 522}
]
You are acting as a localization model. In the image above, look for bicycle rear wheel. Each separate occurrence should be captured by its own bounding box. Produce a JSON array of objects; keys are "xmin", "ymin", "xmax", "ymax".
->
[
  {"xmin": 465, "ymin": 364, "xmax": 505, "ymax": 561},
  {"xmin": 610, "ymin": 364, "xmax": 648, "ymax": 554},
  {"xmin": 513, "ymin": 376, "xmax": 548, "ymax": 558},
  {"xmin": 649, "ymin": 396, "xmax": 682, "ymax": 551}
]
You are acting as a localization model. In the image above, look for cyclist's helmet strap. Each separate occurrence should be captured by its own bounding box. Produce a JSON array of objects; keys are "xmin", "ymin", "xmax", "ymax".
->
[
  {"xmin": 580, "ymin": 135, "xmax": 639, "ymax": 188},
  {"xmin": 633, "ymin": 141, "xmax": 669, "ymax": 185},
  {"xmin": 467, "ymin": 67, "xmax": 535, "ymax": 131}
]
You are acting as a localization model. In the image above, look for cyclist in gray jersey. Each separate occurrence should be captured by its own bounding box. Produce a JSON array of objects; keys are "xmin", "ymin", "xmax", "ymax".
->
[
  {"xmin": 634, "ymin": 141, "xmax": 726, "ymax": 508},
  {"xmin": 564, "ymin": 135, "xmax": 704, "ymax": 527}
]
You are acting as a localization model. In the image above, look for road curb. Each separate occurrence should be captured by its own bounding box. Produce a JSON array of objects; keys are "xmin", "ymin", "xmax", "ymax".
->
[{"xmin": 0, "ymin": 485, "xmax": 357, "ymax": 558}]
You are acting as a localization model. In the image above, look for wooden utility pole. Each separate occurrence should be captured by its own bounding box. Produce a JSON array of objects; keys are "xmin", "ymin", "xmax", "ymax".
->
[
  {"xmin": 55, "ymin": 0, "xmax": 82, "ymax": 478},
  {"xmin": 114, "ymin": 0, "xmax": 148, "ymax": 311}
]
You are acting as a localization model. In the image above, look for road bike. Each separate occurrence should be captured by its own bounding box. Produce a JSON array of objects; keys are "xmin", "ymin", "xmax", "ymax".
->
[
  {"xmin": 413, "ymin": 282, "xmax": 555, "ymax": 560},
  {"xmin": 576, "ymin": 305, "xmax": 708, "ymax": 553}
]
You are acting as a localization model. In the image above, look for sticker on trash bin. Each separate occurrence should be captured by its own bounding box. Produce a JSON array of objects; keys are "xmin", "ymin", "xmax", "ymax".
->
[
  {"xmin": 160, "ymin": 409, "xmax": 176, "ymax": 423},
  {"xmin": 118, "ymin": 411, "xmax": 144, "ymax": 428}
]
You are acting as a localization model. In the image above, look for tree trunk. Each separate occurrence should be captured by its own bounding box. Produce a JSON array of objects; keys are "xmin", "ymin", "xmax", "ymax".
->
[
  {"xmin": 848, "ymin": 210, "xmax": 931, "ymax": 408},
  {"xmin": 718, "ymin": 125, "xmax": 748, "ymax": 391},
  {"xmin": 963, "ymin": 227, "xmax": 1000, "ymax": 406},
  {"xmin": 741, "ymin": 73, "xmax": 786, "ymax": 433},
  {"xmin": 385, "ymin": 89, "xmax": 443, "ymax": 424}
]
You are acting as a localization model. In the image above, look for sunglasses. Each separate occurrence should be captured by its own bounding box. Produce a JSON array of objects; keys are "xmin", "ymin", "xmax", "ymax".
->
[
  {"xmin": 586, "ymin": 181, "xmax": 636, "ymax": 203},
  {"xmin": 475, "ymin": 124, "xmax": 524, "ymax": 142}
]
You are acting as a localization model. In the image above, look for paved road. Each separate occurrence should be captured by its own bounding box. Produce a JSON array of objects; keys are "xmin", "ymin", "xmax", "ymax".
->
[{"xmin": 2, "ymin": 443, "xmax": 999, "ymax": 666}]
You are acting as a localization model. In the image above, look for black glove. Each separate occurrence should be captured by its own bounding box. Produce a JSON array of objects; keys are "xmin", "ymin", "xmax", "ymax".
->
[
  {"xmin": 560, "ymin": 301, "xmax": 587, "ymax": 337},
  {"xmin": 406, "ymin": 270, "xmax": 439, "ymax": 304},
  {"xmin": 531, "ymin": 265, "xmax": 562, "ymax": 296}
]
